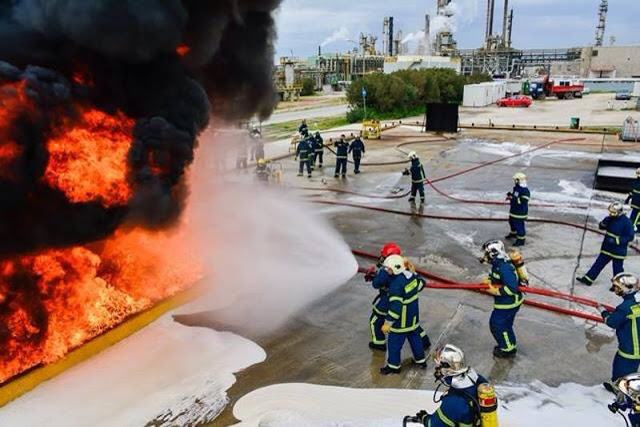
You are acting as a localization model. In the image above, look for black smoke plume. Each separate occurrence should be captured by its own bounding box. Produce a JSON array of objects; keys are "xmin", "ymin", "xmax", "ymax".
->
[{"xmin": 0, "ymin": 0, "xmax": 281, "ymax": 255}]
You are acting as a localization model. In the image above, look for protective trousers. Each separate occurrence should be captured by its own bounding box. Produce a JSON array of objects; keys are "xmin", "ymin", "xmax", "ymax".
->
[
  {"xmin": 309, "ymin": 152, "xmax": 316, "ymax": 168},
  {"xmin": 353, "ymin": 155, "xmax": 362, "ymax": 173},
  {"xmin": 410, "ymin": 183, "xmax": 425, "ymax": 200},
  {"xmin": 335, "ymin": 158, "xmax": 347, "ymax": 176},
  {"xmin": 612, "ymin": 352, "xmax": 640, "ymax": 381},
  {"xmin": 316, "ymin": 151, "xmax": 323, "ymax": 166},
  {"xmin": 508, "ymin": 217, "xmax": 526, "ymax": 244},
  {"xmin": 298, "ymin": 159, "xmax": 311, "ymax": 176},
  {"xmin": 585, "ymin": 253, "xmax": 624, "ymax": 284},
  {"xmin": 369, "ymin": 312, "xmax": 430, "ymax": 347},
  {"xmin": 386, "ymin": 329, "xmax": 426, "ymax": 369},
  {"xmin": 490, "ymin": 306, "xmax": 520, "ymax": 352},
  {"xmin": 631, "ymin": 209, "xmax": 640, "ymax": 232}
]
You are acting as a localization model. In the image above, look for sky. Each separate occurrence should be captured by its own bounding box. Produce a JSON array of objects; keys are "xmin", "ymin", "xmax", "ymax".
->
[{"xmin": 273, "ymin": 0, "xmax": 640, "ymax": 59}]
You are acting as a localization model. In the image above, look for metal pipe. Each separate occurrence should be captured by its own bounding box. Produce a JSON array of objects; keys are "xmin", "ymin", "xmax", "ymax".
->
[{"xmin": 489, "ymin": 0, "xmax": 495, "ymax": 37}]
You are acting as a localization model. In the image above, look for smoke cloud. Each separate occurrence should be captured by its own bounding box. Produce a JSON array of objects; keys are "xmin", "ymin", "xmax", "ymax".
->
[
  {"xmin": 321, "ymin": 26, "xmax": 350, "ymax": 47},
  {"xmin": 0, "ymin": 0, "xmax": 282, "ymax": 255}
]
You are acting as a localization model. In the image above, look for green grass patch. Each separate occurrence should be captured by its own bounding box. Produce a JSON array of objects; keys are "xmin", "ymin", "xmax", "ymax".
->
[
  {"xmin": 346, "ymin": 105, "xmax": 425, "ymax": 123},
  {"xmin": 580, "ymin": 126, "xmax": 622, "ymax": 133},
  {"xmin": 262, "ymin": 115, "xmax": 350, "ymax": 141}
]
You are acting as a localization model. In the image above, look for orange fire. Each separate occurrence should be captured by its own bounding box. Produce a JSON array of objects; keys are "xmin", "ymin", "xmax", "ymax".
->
[
  {"xmin": 43, "ymin": 109, "xmax": 134, "ymax": 207},
  {"xmin": 0, "ymin": 91, "xmax": 202, "ymax": 384},
  {"xmin": 176, "ymin": 44, "xmax": 191, "ymax": 57},
  {"xmin": 0, "ymin": 80, "xmax": 30, "ymax": 180},
  {"xmin": 0, "ymin": 227, "xmax": 202, "ymax": 384}
]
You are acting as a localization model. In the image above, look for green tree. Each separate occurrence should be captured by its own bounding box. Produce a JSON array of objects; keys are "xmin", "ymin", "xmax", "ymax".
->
[{"xmin": 301, "ymin": 77, "xmax": 316, "ymax": 96}]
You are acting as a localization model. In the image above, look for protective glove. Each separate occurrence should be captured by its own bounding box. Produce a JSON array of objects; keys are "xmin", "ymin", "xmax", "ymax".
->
[
  {"xmin": 364, "ymin": 265, "xmax": 377, "ymax": 282},
  {"xmin": 597, "ymin": 304, "xmax": 608, "ymax": 314},
  {"xmin": 402, "ymin": 169, "xmax": 410, "ymax": 176},
  {"xmin": 415, "ymin": 410, "xmax": 429, "ymax": 423},
  {"xmin": 482, "ymin": 277, "xmax": 492, "ymax": 286},
  {"xmin": 381, "ymin": 321, "xmax": 392, "ymax": 334},
  {"xmin": 294, "ymin": 156, "xmax": 298, "ymax": 161},
  {"xmin": 625, "ymin": 195, "xmax": 632, "ymax": 205},
  {"xmin": 486, "ymin": 284, "xmax": 502, "ymax": 296},
  {"xmin": 599, "ymin": 220, "xmax": 608, "ymax": 230},
  {"xmin": 506, "ymin": 191, "xmax": 513, "ymax": 200}
]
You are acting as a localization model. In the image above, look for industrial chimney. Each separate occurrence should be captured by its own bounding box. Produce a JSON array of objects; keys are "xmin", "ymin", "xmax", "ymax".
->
[{"xmin": 502, "ymin": 0, "xmax": 509, "ymax": 48}]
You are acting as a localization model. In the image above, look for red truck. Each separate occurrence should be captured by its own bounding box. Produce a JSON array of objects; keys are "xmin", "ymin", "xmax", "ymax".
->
[{"xmin": 529, "ymin": 76, "xmax": 584, "ymax": 100}]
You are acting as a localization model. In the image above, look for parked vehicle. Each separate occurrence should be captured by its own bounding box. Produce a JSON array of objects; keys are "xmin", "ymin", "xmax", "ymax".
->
[
  {"xmin": 496, "ymin": 95, "xmax": 532, "ymax": 108},
  {"xmin": 529, "ymin": 76, "xmax": 584, "ymax": 100},
  {"xmin": 615, "ymin": 91, "xmax": 632, "ymax": 101}
]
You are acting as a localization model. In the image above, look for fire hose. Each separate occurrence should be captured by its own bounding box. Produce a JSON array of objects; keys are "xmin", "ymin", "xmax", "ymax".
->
[
  {"xmin": 298, "ymin": 137, "xmax": 597, "ymax": 208},
  {"xmin": 315, "ymin": 199, "xmax": 640, "ymax": 254},
  {"xmin": 353, "ymin": 249, "xmax": 613, "ymax": 324}
]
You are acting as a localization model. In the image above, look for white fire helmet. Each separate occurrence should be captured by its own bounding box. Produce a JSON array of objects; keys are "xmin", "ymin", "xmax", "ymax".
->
[
  {"xmin": 482, "ymin": 239, "xmax": 507, "ymax": 261},
  {"xmin": 617, "ymin": 373, "xmax": 640, "ymax": 408},
  {"xmin": 407, "ymin": 151, "xmax": 417, "ymax": 160},
  {"xmin": 513, "ymin": 172, "xmax": 526, "ymax": 182},
  {"xmin": 610, "ymin": 272, "xmax": 640, "ymax": 296},
  {"xmin": 608, "ymin": 201, "xmax": 624, "ymax": 217},
  {"xmin": 383, "ymin": 254, "xmax": 406, "ymax": 275},
  {"xmin": 434, "ymin": 344, "xmax": 469, "ymax": 380}
]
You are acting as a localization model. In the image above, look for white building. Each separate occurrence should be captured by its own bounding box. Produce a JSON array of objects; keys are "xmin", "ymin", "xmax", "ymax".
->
[{"xmin": 462, "ymin": 81, "xmax": 506, "ymax": 107}]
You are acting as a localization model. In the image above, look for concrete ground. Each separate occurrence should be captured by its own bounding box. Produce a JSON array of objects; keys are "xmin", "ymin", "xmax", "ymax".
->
[{"xmin": 200, "ymin": 126, "xmax": 640, "ymax": 426}]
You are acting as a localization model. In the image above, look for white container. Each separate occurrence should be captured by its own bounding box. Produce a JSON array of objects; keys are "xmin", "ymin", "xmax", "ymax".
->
[
  {"xmin": 622, "ymin": 116, "xmax": 640, "ymax": 142},
  {"xmin": 463, "ymin": 82, "xmax": 506, "ymax": 107}
]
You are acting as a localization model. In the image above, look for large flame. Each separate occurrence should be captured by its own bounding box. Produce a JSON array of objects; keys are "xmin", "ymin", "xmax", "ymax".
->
[
  {"xmin": 0, "ymin": 227, "xmax": 201, "ymax": 384},
  {"xmin": 0, "ymin": 102, "xmax": 202, "ymax": 384},
  {"xmin": 44, "ymin": 109, "xmax": 134, "ymax": 207}
]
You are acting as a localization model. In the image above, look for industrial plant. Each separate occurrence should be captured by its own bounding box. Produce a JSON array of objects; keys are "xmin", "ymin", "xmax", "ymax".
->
[{"xmin": 275, "ymin": 0, "xmax": 640, "ymax": 100}]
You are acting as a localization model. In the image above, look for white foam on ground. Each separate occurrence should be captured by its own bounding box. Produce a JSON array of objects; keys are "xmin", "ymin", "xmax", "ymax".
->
[
  {"xmin": 232, "ymin": 382, "xmax": 622, "ymax": 427},
  {"xmin": 0, "ymin": 314, "xmax": 266, "ymax": 427},
  {"xmin": 468, "ymin": 140, "xmax": 604, "ymax": 167}
]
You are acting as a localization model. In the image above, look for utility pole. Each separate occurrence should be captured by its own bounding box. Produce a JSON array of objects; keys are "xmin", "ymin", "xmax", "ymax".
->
[{"xmin": 362, "ymin": 87, "xmax": 367, "ymax": 120}]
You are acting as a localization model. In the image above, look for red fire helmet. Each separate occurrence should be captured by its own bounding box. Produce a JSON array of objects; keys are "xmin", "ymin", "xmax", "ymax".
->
[{"xmin": 380, "ymin": 242, "xmax": 402, "ymax": 258}]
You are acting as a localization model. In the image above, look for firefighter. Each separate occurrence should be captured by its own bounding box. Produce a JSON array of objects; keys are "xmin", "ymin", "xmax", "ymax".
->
[
  {"xmin": 625, "ymin": 168, "xmax": 640, "ymax": 232},
  {"xmin": 298, "ymin": 119, "xmax": 309, "ymax": 137},
  {"xmin": 312, "ymin": 131, "xmax": 324, "ymax": 168},
  {"xmin": 505, "ymin": 172, "xmax": 530, "ymax": 246},
  {"xmin": 235, "ymin": 138, "xmax": 248, "ymax": 170},
  {"xmin": 379, "ymin": 254, "xmax": 427, "ymax": 375},
  {"xmin": 250, "ymin": 128, "xmax": 264, "ymax": 161},
  {"xmin": 255, "ymin": 158, "xmax": 269, "ymax": 183},
  {"xmin": 334, "ymin": 134, "xmax": 349, "ymax": 178},
  {"xmin": 481, "ymin": 239, "xmax": 524, "ymax": 358},
  {"xmin": 600, "ymin": 273, "xmax": 640, "ymax": 391},
  {"xmin": 364, "ymin": 243, "xmax": 431, "ymax": 352},
  {"xmin": 609, "ymin": 373, "xmax": 640, "ymax": 427},
  {"xmin": 402, "ymin": 151, "xmax": 426, "ymax": 203},
  {"xmin": 411, "ymin": 344, "xmax": 488, "ymax": 427},
  {"xmin": 295, "ymin": 136, "xmax": 312, "ymax": 178},
  {"xmin": 348, "ymin": 134, "xmax": 365, "ymax": 174},
  {"xmin": 577, "ymin": 202, "xmax": 635, "ymax": 286}
]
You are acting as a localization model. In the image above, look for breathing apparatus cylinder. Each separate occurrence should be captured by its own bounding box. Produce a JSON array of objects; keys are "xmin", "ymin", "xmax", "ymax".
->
[
  {"xmin": 509, "ymin": 250, "xmax": 529, "ymax": 285},
  {"xmin": 478, "ymin": 383, "xmax": 499, "ymax": 427}
]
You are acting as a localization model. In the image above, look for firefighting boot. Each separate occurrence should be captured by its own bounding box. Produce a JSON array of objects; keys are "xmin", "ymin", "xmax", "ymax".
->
[{"xmin": 380, "ymin": 365, "xmax": 401, "ymax": 375}]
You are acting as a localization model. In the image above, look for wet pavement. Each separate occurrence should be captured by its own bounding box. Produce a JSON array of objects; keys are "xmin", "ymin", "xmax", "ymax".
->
[{"xmin": 203, "ymin": 127, "xmax": 640, "ymax": 425}]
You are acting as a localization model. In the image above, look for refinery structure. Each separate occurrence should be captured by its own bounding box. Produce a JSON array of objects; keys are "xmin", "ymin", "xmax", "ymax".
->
[{"xmin": 275, "ymin": 0, "xmax": 639, "ymax": 99}]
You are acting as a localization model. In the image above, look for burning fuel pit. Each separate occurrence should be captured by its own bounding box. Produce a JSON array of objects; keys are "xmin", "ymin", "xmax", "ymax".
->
[{"xmin": 0, "ymin": 0, "xmax": 281, "ymax": 397}]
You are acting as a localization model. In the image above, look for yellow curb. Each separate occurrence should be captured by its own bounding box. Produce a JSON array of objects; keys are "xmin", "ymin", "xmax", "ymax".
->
[{"xmin": 0, "ymin": 285, "xmax": 202, "ymax": 407}]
